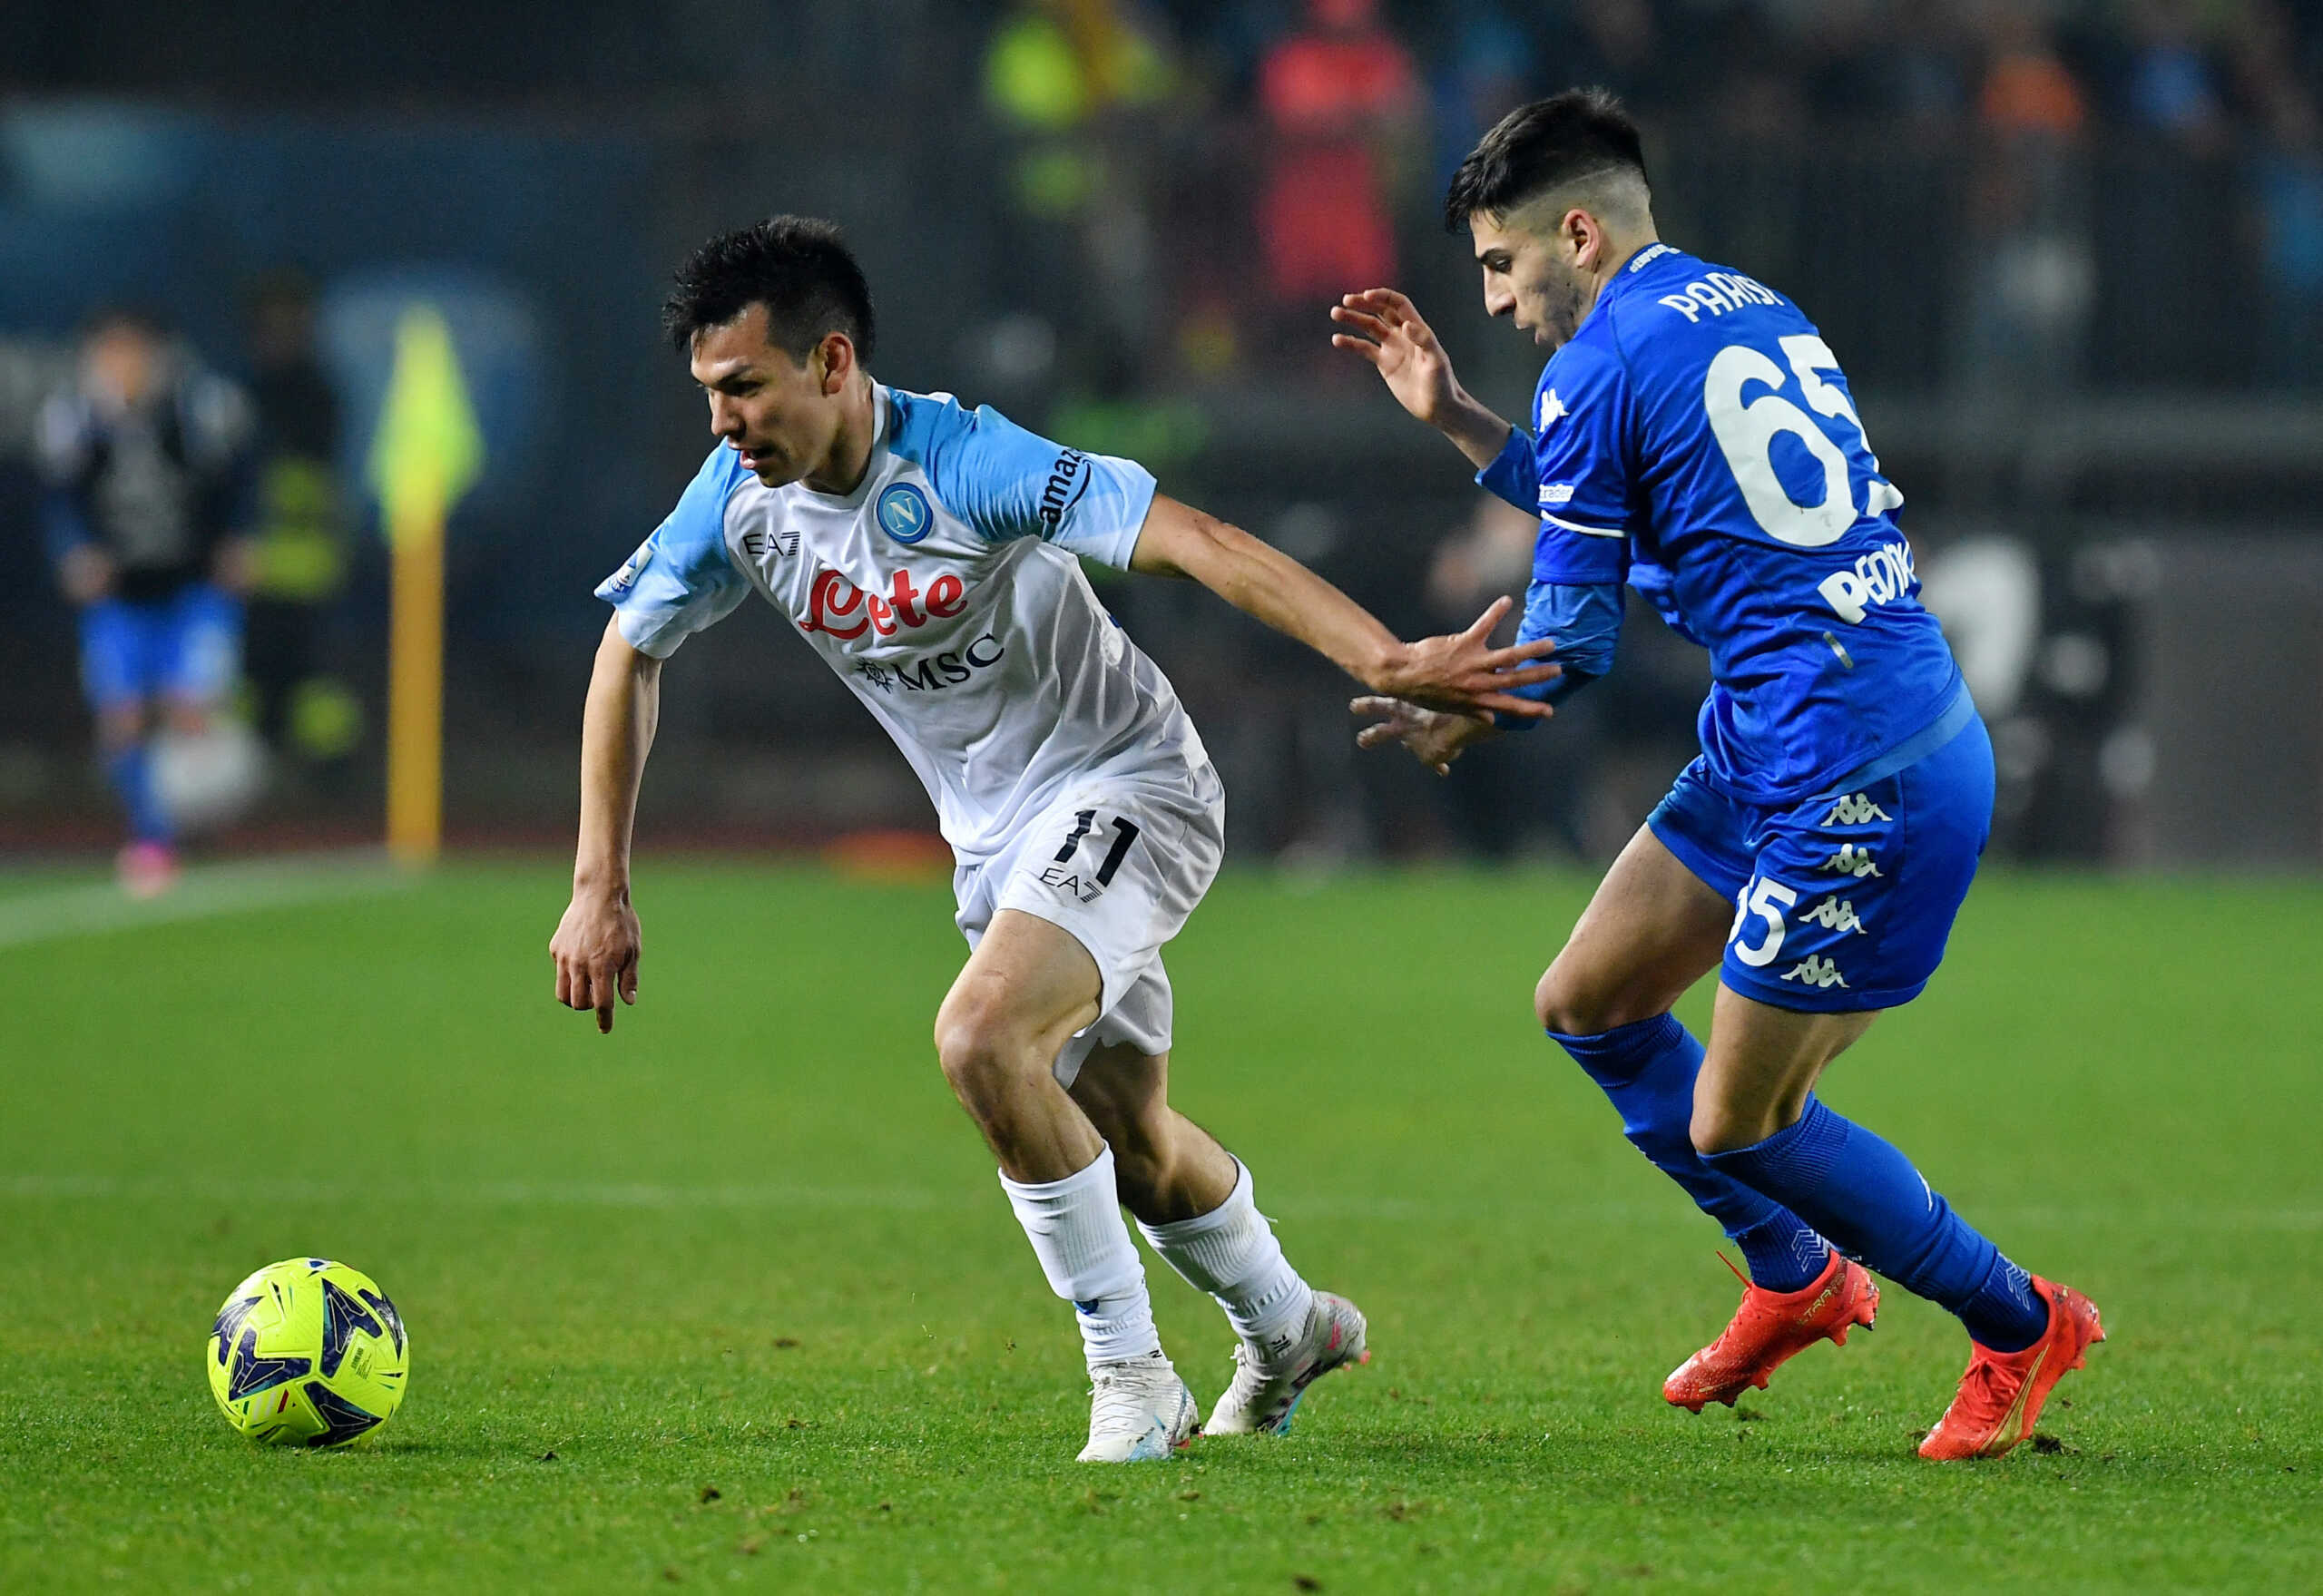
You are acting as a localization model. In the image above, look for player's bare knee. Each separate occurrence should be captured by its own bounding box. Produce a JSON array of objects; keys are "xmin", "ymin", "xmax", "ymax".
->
[
  {"xmin": 932, "ymin": 1003, "xmax": 1034, "ymax": 1115},
  {"xmin": 1689, "ymin": 1100, "xmax": 1760, "ymax": 1156},
  {"xmin": 1535, "ymin": 960, "xmax": 1632, "ymax": 1035}
]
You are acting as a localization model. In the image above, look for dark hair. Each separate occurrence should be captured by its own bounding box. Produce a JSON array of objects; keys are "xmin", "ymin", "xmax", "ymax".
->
[
  {"xmin": 82, "ymin": 302, "xmax": 171, "ymax": 340},
  {"xmin": 1443, "ymin": 88, "xmax": 1649, "ymax": 232},
  {"xmin": 662, "ymin": 216, "xmax": 877, "ymax": 363}
]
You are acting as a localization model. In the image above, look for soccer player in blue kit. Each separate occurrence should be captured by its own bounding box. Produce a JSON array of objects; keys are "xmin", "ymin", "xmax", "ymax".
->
[{"xmin": 1338, "ymin": 91, "xmax": 2103, "ymax": 1459}]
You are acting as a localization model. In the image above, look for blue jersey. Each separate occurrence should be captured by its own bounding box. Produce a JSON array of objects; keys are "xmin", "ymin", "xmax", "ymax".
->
[{"xmin": 1476, "ymin": 242, "xmax": 1963, "ymax": 804}]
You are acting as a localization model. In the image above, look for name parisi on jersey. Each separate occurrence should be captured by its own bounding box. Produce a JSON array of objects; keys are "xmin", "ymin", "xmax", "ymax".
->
[{"xmin": 598, "ymin": 384, "xmax": 1209, "ymax": 859}]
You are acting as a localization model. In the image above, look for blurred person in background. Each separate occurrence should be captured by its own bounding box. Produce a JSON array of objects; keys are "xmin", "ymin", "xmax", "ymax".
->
[
  {"xmin": 240, "ymin": 270, "xmax": 360, "ymax": 771},
  {"xmin": 2233, "ymin": 0, "xmax": 2323, "ymax": 387},
  {"xmin": 36, "ymin": 308, "xmax": 256, "ymax": 895},
  {"xmin": 983, "ymin": 0, "xmax": 1184, "ymax": 397},
  {"xmin": 1427, "ymin": 5, "xmax": 1537, "ymax": 196},
  {"xmin": 1253, "ymin": 0, "xmax": 1421, "ymax": 361},
  {"xmin": 1957, "ymin": 2, "xmax": 2095, "ymax": 394}
]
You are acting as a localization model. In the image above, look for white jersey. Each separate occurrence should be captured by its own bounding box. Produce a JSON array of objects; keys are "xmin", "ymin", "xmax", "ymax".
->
[{"xmin": 599, "ymin": 384, "xmax": 1210, "ymax": 863}]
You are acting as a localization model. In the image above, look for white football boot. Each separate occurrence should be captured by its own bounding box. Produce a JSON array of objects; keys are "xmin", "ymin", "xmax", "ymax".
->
[
  {"xmin": 1205, "ymin": 1290, "xmax": 1370, "ymax": 1435},
  {"xmin": 1077, "ymin": 1349, "xmax": 1201, "ymax": 1463}
]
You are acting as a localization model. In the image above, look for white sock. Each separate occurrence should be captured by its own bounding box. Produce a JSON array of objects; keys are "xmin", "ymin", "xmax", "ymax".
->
[
  {"xmin": 1138, "ymin": 1160, "xmax": 1315, "ymax": 1357},
  {"xmin": 998, "ymin": 1145, "xmax": 1161, "ymax": 1367}
]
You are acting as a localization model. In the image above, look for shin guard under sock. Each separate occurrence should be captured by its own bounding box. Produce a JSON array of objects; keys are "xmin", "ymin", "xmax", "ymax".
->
[
  {"xmin": 1551, "ymin": 1015, "xmax": 1829, "ymax": 1292},
  {"xmin": 1701, "ymin": 1097, "xmax": 2048, "ymax": 1351},
  {"xmin": 999, "ymin": 1146, "xmax": 1161, "ymax": 1366}
]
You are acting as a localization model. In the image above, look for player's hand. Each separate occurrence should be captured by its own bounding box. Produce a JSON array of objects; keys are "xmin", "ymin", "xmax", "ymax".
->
[
  {"xmin": 59, "ymin": 544, "xmax": 115, "ymax": 605},
  {"xmin": 1351, "ymin": 697, "xmax": 1498, "ymax": 776},
  {"xmin": 551, "ymin": 886, "xmax": 642, "ymax": 1033},
  {"xmin": 1371, "ymin": 596, "xmax": 1559, "ymax": 719},
  {"xmin": 1330, "ymin": 289, "xmax": 1461, "ymax": 427}
]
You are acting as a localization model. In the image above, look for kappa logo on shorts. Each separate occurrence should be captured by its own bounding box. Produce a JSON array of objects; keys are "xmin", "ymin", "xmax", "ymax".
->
[
  {"xmin": 1799, "ymin": 896, "xmax": 1866, "ymax": 934},
  {"xmin": 1780, "ymin": 955, "xmax": 1849, "ymax": 988},
  {"xmin": 1818, "ymin": 843, "xmax": 1882, "ymax": 878},
  {"xmin": 1039, "ymin": 810, "xmax": 1143, "ymax": 904},
  {"xmin": 1820, "ymin": 793, "xmax": 1891, "ymax": 827}
]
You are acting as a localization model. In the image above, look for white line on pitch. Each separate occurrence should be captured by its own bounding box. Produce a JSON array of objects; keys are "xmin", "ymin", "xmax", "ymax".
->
[
  {"xmin": 2, "ymin": 1172, "xmax": 2316, "ymax": 1231},
  {"xmin": 0, "ymin": 849, "xmax": 413, "ymax": 950}
]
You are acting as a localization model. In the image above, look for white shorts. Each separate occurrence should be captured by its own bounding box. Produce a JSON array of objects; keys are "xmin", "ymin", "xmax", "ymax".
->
[{"xmin": 954, "ymin": 765, "xmax": 1226, "ymax": 1087}]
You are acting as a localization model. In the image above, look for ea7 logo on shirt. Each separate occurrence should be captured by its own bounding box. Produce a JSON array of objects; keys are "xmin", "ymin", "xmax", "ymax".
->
[
  {"xmin": 742, "ymin": 527, "xmax": 799, "ymax": 562},
  {"xmin": 1039, "ymin": 810, "xmax": 1142, "ymax": 903}
]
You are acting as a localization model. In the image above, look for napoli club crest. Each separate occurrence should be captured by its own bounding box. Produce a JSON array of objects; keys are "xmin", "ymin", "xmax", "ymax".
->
[{"xmin": 876, "ymin": 482, "xmax": 934, "ymax": 544}]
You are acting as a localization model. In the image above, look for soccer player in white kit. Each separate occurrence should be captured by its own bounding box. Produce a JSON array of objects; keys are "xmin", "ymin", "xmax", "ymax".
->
[{"xmin": 549, "ymin": 218, "xmax": 1559, "ymax": 1462}]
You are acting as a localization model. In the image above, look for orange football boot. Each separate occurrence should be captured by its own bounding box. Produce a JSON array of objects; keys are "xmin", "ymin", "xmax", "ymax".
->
[
  {"xmin": 1663, "ymin": 1248, "xmax": 1878, "ymax": 1413},
  {"xmin": 1917, "ymin": 1276, "xmax": 2104, "ymax": 1460}
]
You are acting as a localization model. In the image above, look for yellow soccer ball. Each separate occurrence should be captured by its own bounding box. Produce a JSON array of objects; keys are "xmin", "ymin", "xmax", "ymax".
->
[{"xmin": 206, "ymin": 1258, "xmax": 408, "ymax": 1446}]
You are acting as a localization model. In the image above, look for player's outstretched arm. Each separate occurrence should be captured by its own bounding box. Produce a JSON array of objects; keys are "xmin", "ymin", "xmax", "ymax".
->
[
  {"xmin": 551, "ymin": 618, "xmax": 662, "ymax": 1033},
  {"xmin": 1130, "ymin": 494, "xmax": 1559, "ymax": 720},
  {"xmin": 1329, "ymin": 289, "xmax": 1515, "ymax": 469}
]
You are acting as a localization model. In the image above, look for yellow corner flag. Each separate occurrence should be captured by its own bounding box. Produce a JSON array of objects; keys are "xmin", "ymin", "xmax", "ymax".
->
[{"xmin": 368, "ymin": 306, "xmax": 484, "ymax": 866}]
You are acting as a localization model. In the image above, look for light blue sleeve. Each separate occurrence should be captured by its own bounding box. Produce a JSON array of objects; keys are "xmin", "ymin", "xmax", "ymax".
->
[
  {"xmin": 596, "ymin": 446, "xmax": 752, "ymax": 658},
  {"xmin": 886, "ymin": 389, "xmax": 1157, "ymax": 570}
]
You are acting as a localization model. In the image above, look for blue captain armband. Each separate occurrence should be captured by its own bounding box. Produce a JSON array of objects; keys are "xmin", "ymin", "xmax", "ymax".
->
[{"xmin": 1492, "ymin": 577, "xmax": 1622, "ymax": 731}]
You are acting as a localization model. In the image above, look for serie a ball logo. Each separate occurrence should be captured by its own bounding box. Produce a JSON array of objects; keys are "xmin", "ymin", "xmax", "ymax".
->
[{"xmin": 206, "ymin": 1258, "xmax": 408, "ymax": 1446}]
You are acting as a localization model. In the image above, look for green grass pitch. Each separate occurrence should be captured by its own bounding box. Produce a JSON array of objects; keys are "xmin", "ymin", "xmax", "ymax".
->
[{"xmin": 2, "ymin": 860, "xmax": 2318, "ymax": 1591}]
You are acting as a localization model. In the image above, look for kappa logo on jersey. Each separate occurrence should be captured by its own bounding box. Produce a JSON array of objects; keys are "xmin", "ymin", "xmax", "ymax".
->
[
  {"xmin": 1821, "ymin": 793, "xmax": 1892, "ymax": 827},
  {"xmin": 1038, "ymin": 809, "xmax": 1142, "ymax": 903},
  {"xmin": 855, "ymin": 633, "xmax": 1006, "ymax": 695},
  {"xmin": 741, "ymin": 527, "xmax": 800, "ymax": 562},
  {"xmin": 1538, "ymin": 388, "xmax": 1567, "ymax": 430},
  {"xmin": 876, "ymin": 482, "xmax": 934, "ymax": 544},
  {"xmin": 1781, "ymin": 955, "xmax": 1848, "ymax": 988},
  {"xmin": 1819, "ymin": 844, "xmax": 1882, "ymax": 878},
  {"xmin": 801, "ymin": 566, "xmax": 970, "ymax": 640},
  {"xmin": 1799, "ymin": 896, "xmax": 1866, "ymax": 934}
]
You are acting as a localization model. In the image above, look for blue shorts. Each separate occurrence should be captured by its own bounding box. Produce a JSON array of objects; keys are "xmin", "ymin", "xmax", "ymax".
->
[
  {"xmin": 80, "ymin": 585, "xmax": 242, "ymax": 712},
  {"xmin": 1648, "ymin": 697, "xmax": 1994, "ymax": 1013}
]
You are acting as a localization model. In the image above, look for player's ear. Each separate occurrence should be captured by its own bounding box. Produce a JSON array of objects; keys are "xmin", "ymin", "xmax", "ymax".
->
[
  {"xmin": 816, "ymin": 332, "xmax": 854, "ymax": 395},
  {"xmin": 1563, "ymin": 207, "xmax": 1597, "ymax": 268}
]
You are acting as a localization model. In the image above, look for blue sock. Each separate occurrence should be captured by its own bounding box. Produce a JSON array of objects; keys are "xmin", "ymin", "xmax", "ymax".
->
[
  {"xmin": 1551, "ymin": 1015, "xmax": 1831, "ymax": 1293},
  {"xmin": 1701, "ymin": 1097, "xmax": 2049, "ymax": 1351},
  {"xmin": 103, "ymin": 742, "xmax": 172, "ymax": 845}
]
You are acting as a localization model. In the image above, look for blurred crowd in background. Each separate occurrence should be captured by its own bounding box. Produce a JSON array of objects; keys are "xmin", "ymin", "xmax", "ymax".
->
[{"xmin": 2, "ymin": 0, "xmax": 2320, "ymax": 876}]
